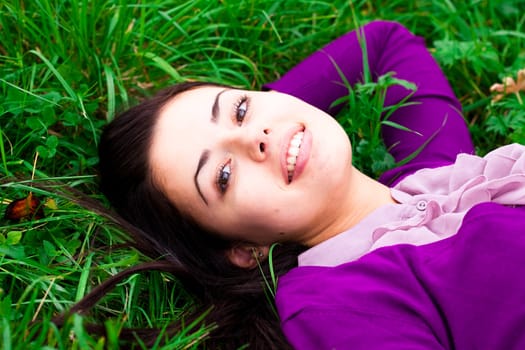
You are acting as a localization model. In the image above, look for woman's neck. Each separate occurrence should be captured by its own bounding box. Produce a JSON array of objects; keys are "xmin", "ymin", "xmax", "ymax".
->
[{"xmin": 303, "ymin": 166, "xmax": 396, "ymax": 247}]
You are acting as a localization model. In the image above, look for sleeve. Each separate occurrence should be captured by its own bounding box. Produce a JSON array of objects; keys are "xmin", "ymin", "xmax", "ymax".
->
[
  {"xmin": 276, "ymin": 260, "xmax": 449, "ymax": 350},
  {"xmin": 282, "ymin": 308, "xmax": 446, "ymax": 350},
  {"xmin": 263, "ymin": 20, "xmax": 475, "ymax": 185}
]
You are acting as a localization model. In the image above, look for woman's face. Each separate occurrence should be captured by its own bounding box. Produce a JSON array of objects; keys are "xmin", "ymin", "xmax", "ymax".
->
[{"xmin": 149, "ymin": 86, "xmax": 353, "ymax": 246}]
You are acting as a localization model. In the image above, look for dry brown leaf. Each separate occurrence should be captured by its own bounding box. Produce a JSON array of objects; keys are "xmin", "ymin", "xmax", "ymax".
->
[{"xmin": 490, "ymin": 69, "xmax": 525, "ymax": 103}]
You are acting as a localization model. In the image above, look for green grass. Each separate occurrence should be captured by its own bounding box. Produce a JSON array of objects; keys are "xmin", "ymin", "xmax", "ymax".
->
[{"xmin": 1, "ymin": 0, "xmax": 524, "ymax": 348}]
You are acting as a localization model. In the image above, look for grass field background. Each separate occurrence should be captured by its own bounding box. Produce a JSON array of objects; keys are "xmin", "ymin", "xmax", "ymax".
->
[{"xmin": 1, "ymin": 0, "xmax": 524, "ymax": 348}]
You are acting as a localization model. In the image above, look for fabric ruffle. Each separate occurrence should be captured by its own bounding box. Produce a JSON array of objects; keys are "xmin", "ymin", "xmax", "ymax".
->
[{"xmin": 374, "ymin": 144, "xmax": 525, "ymax": 249}]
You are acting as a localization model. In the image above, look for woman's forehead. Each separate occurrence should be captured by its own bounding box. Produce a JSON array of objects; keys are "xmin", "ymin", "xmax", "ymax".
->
[{"xmin": 149, "ymin": 87, "xmax": 228, "ymax": 213}]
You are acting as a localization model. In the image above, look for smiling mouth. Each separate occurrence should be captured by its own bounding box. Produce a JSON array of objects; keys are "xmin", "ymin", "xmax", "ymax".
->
[{"xmin": 286, "ymin": 130, "xmax": 304, "ymax": 183}]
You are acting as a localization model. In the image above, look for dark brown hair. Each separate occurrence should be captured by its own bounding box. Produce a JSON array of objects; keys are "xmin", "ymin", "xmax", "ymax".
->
[{"xmin": 87, "ymin": 82, "xmax": 305, "ymax": 349}]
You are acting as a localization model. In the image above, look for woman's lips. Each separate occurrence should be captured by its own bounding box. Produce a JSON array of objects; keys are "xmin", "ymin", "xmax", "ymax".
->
[{"xmin": 281, "ymin": 125, "xmax": 311, "ymax": 184}]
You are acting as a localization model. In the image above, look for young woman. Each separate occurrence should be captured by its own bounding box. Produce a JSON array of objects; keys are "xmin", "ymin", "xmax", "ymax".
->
[{"xmin": 94, "ymin": 20, "xmax": 525, "ymax": 349}]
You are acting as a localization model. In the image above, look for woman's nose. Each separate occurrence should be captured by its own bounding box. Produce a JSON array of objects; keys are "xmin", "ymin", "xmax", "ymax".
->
[{"xmin": 224, "ymin": 127, "xmax": 270, "ymax": 162}]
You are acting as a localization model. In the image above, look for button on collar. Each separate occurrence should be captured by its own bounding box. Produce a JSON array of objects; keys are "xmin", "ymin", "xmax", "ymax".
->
[{"xmin": 416, "ymin": 200, "xmax": 427, "ymax": 211}]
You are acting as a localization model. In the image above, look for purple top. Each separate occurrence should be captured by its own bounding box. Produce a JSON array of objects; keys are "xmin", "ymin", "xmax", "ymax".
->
[
  {"xmin": 278, "ymin": 203, "xmax": 525, "ymax": 349},
  {"xmin": 264, "ymin": 21, "xmax": 525, "ymax": 349}
]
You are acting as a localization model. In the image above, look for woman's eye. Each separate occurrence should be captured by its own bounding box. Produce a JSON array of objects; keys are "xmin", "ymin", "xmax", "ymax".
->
[
  {"xmin": 235, "ymin": 96, "xmax": 248, "ymax": 125},
  {"xmin": 217, "ymin": 163, "xmax": 231, "ymax": 193}
]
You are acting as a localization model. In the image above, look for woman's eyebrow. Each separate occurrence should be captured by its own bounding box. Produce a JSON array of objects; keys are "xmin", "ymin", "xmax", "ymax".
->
[
  {"xmin": 194, "ymin": 88, "xmax": 230, "ymax": 205},
  {"xmin": 211, "ymin": 88, "xmax": 230, "ymax": 123},
  {"xmin": 194, "ymin": 149, "xmax": 210, "ymax": 205}
]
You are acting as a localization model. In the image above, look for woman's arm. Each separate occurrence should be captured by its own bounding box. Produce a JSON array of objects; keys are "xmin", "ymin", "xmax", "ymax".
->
[{"xmin": 264, "ymin": 20, "xmax": 475, "ymax": 185}]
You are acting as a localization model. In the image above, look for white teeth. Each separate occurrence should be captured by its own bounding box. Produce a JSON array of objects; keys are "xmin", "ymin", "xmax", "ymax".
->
[
  {"xmin": 290, "ymin": 137, "xmax": 302, "ymax": 147},
  {"xmin": 286, "ymin": 131, "xmax": 304, "ymax": 182},
  {"xmin": 288, "ymin": 146, "xmax": 300, "ymax": 156}
]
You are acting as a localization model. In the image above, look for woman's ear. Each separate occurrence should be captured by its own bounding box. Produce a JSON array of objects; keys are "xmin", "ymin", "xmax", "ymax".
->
[{"xmin": 226, "ymin": 244, "xmax": 270, "ymax": 269}]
